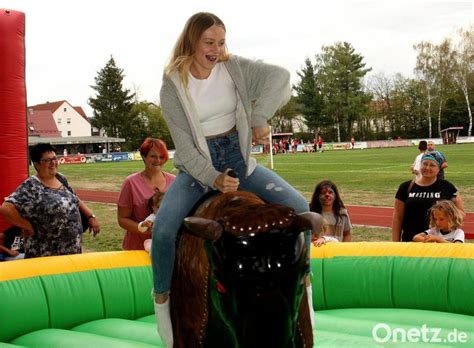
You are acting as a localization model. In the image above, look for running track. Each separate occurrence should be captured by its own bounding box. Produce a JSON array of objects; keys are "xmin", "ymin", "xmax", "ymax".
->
[{"xmin": 77, "ymin": 190, "xmax": 474, "ymax": 239}]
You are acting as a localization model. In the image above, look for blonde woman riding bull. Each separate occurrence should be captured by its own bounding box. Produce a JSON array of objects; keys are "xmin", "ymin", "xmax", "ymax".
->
[{"xmin": 152, "ymin": 12, "xmax": 320, "ymax": 347}]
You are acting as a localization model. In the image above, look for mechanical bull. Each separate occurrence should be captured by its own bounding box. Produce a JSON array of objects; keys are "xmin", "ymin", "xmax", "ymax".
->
[{"xmin": 169, "ymin": 191, "xmax": 321, "ymax": 348}]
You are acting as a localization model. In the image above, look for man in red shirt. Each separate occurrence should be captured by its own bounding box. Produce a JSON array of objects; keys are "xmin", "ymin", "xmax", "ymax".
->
[{"xmin": 317, "ymin": 136, "xmax": 324, "ymax": 152}]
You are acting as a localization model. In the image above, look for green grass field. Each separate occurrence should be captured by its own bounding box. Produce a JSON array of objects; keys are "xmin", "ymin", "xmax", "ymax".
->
[{"xmin": 54, "ymin": 143, "xmax": 474, "ymax": 251}]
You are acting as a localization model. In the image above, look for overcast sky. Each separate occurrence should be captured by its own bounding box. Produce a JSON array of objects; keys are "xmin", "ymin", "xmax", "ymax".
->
[{"xmin": 2, "ymin": 0, "xmax": 473, "ymax": 115}]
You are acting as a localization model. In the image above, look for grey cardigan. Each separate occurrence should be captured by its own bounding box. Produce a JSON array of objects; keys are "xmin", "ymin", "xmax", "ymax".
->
[{"xmin": 159, "ymin": 54, "xmax": 291, "ymax": 188}]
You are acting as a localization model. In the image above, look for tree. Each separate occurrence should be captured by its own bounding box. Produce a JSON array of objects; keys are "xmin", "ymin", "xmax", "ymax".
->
[
  {"xmin": 366, "ymin": 73, "xmax": 394, "ymax": 136},
  {"xmin": 292, "ymin": 58, "xmax": 324, "ymax": 134},
  {"xmin": 432, "ymin": 39, "xmax": 456, "ymax": 136},
  {"xmin": 414, "ymin": 41, "xmax": 436, "ymax": 137},
  {"xmin": 390, "ymin": 76, "xmax": 428, "ymax": 138},
  {"xmin": 414, "ymin": 40, "xmax": 456, "ymax": 137},
  {"xmin": 88, "ymin": 56, "xmax": 136, "ymax": 143},
  {"xmin": 315, "ymin": 42, "xmax": 372, "ymax": 142},
  {"xmin": 130, "ymin": 102, "xmax": 173, "ymax": 149},
  {"xmin": 270, "ymin": 96, "xmax": 298, "ymax": 133},
  {"xmin": 452, "ymin": 24, "xmax": 474, "ymax": 136},
  {"xmin": 362, "ymin": 73, "xmax": 428, "ymax": 140}
]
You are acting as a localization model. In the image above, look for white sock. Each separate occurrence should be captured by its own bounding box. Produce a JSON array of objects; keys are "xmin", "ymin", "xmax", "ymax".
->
[
  {"xmin": 154, "ymin": 298, "xmax": 174, "ymax": 348},
  {"xmin": 306, "ymin": 284, "xmax": 315, "ymax": 330}
]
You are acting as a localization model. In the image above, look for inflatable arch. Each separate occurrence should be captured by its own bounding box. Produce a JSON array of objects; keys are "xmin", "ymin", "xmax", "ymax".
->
[
  {"xmin": 0, "ymin": 242, "xmax": 473, "ymax": 347},
  {"xmin": 0, "ymin": 9, "xmax": 28, "ymax": 232}
]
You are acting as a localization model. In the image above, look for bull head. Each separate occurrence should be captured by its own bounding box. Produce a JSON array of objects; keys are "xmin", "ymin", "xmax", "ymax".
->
[{"xmin": 182, "ymin": 210, "xmax": 321, "ymax": 347}]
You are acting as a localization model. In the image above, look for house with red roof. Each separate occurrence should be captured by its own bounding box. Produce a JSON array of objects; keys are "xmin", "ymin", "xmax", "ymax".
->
[
  {"xmin": 26, "ymin": 100, "xmax": 124, "ymax": 155},
  {"xmin": 28, "ymin": 100, "xmax": 92, "ymax": 137}
]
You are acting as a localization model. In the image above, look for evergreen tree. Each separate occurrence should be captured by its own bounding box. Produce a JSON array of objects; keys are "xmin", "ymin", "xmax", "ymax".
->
[
  {"xmin": 315, "ymin": 42, "xmax": 372, "ymax": 142},
  {"xmin": 88, "ymin": 56, "xmax": 135, "ymax": 142},
  {"xmin": 293, "ymin": 58, "xmax": 324, "ymax": 133}
]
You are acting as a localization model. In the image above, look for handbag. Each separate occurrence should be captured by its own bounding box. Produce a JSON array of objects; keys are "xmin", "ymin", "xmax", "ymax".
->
[
  {"xmin": 56, "ymin": 174, "xmax": 89, "ymax": 232},
  {"xmin": 80, "ymin": 211, "xmax": 90, "ymax": 232}
]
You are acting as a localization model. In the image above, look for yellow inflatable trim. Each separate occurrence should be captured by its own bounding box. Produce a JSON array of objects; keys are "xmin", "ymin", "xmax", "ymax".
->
[
  {"xmin": 2, "ymin": 243, "xmax": 473, "ymax": 283},
  {"xmin": 0, "ymin": 251, "xmax": 150, "ymax": 282},
  {"xmin": 311, "ymin": 242, "xmax": 474, "ymax": 259}
]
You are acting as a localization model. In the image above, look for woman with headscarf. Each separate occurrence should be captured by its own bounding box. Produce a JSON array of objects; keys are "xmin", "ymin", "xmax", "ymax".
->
[{"xmin": 391, "ymin": 151, "xmax": 464, "ymax": 242}]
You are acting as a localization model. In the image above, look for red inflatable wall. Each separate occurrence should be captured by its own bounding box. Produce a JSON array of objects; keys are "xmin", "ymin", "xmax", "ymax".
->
[{"xmin": 0, "ymin": 9, "xmax": 28, "ymax": 231}]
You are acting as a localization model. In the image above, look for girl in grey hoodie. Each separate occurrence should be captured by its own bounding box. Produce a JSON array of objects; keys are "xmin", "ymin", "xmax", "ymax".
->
[{"xmin": 151, "ymin": 12, "xmax": 314, "ymax": 347}]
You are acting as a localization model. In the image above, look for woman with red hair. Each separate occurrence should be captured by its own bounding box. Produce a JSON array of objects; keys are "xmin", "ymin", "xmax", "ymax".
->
[{"xmin": 117, "ymin": 138, "xmax": 175, "ymax": 250}]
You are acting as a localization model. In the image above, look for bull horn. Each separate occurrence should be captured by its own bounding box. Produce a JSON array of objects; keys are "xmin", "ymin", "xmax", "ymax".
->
[
  {"xmin": 183, "ymin": 217, "xmax": 223, "ymax": 241},
  {"xmin": 293, "ymin": 212, "xmax": 323, "ymax": 238}
]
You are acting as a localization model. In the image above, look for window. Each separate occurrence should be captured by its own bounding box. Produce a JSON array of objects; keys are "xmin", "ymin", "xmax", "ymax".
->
[
  {"xmin": 64, "ymin": 107, "xmax": 67, "ymax": 112},
  {"xmin": 67, "ymin": 131, "xmax": 71, "ymax": 136},
  {"xmin": 67, "ymin": 118, "xmax": 71, "ymax": 124},
  {"xmin": 57, "ymin": 118, "xmax": 62, "ymax": 124}
]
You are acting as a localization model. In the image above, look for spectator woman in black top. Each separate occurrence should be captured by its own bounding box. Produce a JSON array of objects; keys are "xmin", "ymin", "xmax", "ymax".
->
[{"xmin": 391, "ymin": 151, "xmax": 464, "ymax": 242}]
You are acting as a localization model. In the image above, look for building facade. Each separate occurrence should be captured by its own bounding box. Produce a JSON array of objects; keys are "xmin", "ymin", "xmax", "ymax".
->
[{"xmin": 28, "ymin": 100, "xmax": 92, "ymax": 137}]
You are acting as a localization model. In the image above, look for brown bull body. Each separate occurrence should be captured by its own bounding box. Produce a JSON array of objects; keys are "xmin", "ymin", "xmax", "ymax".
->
[{"xmin": 170, "ymin": 191, "xmax": 313, "ymax": 348}]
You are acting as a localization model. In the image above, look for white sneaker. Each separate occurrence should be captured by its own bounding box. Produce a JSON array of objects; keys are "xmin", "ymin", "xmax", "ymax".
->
[{"xmin": 154, "ymin": 297, "xmax": 174, "ymax": 348}]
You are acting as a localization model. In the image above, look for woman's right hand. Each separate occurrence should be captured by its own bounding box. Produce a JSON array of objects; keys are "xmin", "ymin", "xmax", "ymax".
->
[
  {"xmin": 252, "ymin": 126, "xmax": 271, "ymax": 145},
  {"xmin": 213, "ymin": 169, "xmax": 239, "ymax": 193}
]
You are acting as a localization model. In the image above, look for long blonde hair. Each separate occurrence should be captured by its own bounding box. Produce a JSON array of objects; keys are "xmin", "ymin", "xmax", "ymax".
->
[
  {"xmin": 165, "ymin": 12, "xmax": 229, "ymax": 87},
  {"xmin": 429, "ymin": 200, "xmax": 465, "ymax": 231}
]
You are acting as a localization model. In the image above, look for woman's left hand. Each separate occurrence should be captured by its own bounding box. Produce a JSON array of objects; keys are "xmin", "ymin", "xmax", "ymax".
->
[
  {"xmin": 252, "ymin": 126, "xmax": 270, "ymax": 144},
  {"xmin": 88, "ymin": 217, "xmax": 100, "ymax": 237}
]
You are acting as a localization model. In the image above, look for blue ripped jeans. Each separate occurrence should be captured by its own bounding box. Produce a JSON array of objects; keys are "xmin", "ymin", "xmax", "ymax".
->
[{"xmin": 151, "ymin": 131, "xmax": 309, "ymax": 294}]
